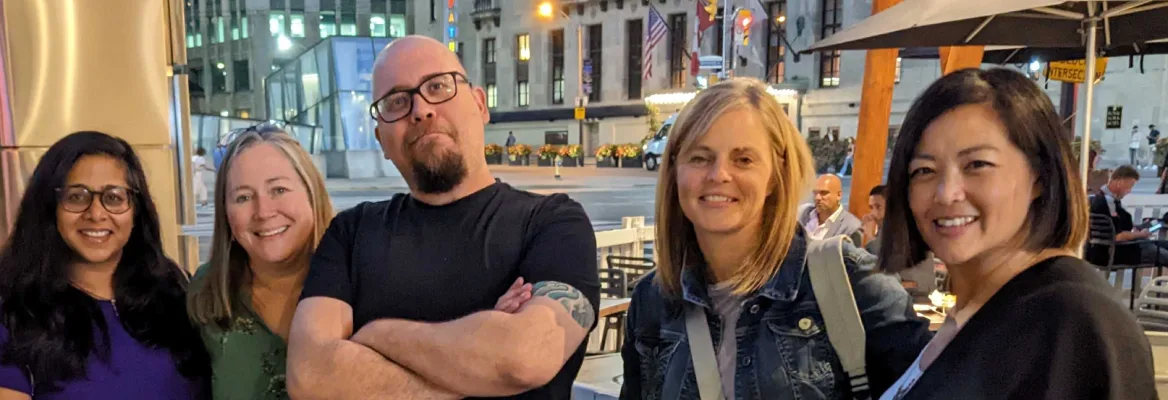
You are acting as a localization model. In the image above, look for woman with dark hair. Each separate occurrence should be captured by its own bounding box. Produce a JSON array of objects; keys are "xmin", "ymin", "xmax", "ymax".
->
[
  {"xmin": 877, "ymin": 69, "xmax": 1154, "ymax": 399},
  {"xmin": 0, "ymin": 131, "xmax": 208, "ymax": 399}
]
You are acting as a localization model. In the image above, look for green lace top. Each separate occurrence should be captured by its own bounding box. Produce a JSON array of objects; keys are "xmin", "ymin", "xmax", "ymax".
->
[{"xmin": 192, "ymin": 265, "xmax": 289, "ymax": 400}]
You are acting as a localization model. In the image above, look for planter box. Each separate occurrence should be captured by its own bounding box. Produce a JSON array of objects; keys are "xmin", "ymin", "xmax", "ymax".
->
[
  {"xmin": 620, "ymin": 156, "xmax": 643, "ymax": 169},
  {"xmin": 596, "ymin": 157, "xmax": 618, "ymax": 168},
  {"xmin": 560, "ymin": 156, "xmax": 583, "ymax": 167},
  {"xmin": 537, "ymin": 156, "xmax": 557, "ymax": 167},
  {"xmin": 508, "ymin": 155, "xmax": 531, "ymax": 166},
  {"xmin": 485, "ymin": 154, "xmax": 503, "ymax": 165}
]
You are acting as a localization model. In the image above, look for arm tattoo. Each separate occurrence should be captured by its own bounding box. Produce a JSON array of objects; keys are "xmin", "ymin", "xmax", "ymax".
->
[{"xmin": 531, "ymin": 281, "xmax": 596, "ymax": 329}]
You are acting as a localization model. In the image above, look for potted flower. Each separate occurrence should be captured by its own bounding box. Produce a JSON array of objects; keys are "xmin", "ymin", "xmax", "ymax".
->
[
  {"xmin": 484, "ymin": 143, "xmax": 504, "ymax": 165},
  {"xmin": 595, "ymin": 144, "xmax": 618, "ymax": 168},
  {"xmin": 536, "ymin": 144, "xmax": 561, "ymax": 167},
  {"xmin": 617, "ymin": 143, "xmax": 643, "ymax": 169},
  {"xmin": 507, "ymin": 144, "xmax": 532, "ymax": 166},
  {"xmin": 558, "ymin": 144, "xmax": 583, "ymax": 167}
]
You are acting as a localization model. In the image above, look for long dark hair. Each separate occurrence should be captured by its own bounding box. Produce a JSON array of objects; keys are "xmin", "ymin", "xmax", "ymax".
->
[
  {"xmin": 878, "ymin": 68, "xmax": 1088, "ymax": 273},
  {"xmin": 0, "ymin": 131, "xmax": 209, "ymax": 390}
]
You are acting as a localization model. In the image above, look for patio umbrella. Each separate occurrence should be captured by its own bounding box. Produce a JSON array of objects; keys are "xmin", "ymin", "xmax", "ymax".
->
[
  {"xmin": 804, "ymin": 0, "xmax": 1168, "ymax": 189},
  {"xmin": 899, "ymin": 40, "xmax": 1168, "ymax": 65}
]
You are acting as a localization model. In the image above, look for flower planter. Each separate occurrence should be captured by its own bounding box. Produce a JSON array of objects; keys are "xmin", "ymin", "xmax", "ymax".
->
[
  {"xmin": 559, "ymin": 156, "xmax": 582, "ymax": 167},
  {"xmin": 596, "ymin": 157, "xmax": 618, "ymax": 168},
  {"xmin": 485, "ymin": 154, "xmax": 503, "ymax": 165},
  {"xmin": 508, "ymin": 155, "xmax": 531, "ymax": 166},
  {"xmin": 537, "ymin": 156, "xmax": 557, "ymax": 167},
  {"xmin": 620, "ymin": 156, "xmax": 643, "ymax": 169}
]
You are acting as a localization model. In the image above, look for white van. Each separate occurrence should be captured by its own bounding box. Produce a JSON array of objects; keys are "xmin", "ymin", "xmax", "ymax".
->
[{"xmin": 641, "ymin": 113, "xmax": 677, "ymax": 171}]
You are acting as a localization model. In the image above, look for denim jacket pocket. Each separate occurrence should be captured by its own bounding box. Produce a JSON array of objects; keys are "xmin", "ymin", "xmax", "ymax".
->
[
  {"xmin": 765, "ymin": 317, "xmax": 839, "ymax": 397},
  {"xmin": 633, "ymin": 329, "xmax": 685, "ymax": 400}
]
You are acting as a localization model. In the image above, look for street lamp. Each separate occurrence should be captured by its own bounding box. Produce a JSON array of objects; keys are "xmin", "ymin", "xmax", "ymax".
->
[{"xmin": 537, "ymin": 1, "xmax": 585, "ymax": 162}]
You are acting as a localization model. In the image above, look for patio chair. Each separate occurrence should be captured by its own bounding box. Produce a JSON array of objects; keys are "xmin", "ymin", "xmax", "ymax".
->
[
  {"xmin": 605, "ymin": 255, "xmax": 656, "ymax": 287},
  {"xmin": 1137, "ymin": 276, "xmax": 1168, "ymax": 332},
  {"xmin": 595, "ymin": 268, "xmax": 628, "ymax": 354},
  {"xmin": 1088, "ymin": 213, "xmax": 1159, "ymax": 309}
]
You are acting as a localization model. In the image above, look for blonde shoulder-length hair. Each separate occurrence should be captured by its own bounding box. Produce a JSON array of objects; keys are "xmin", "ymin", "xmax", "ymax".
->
[
  {"xmin": 654, "ymin": 78, "xmax": 815, "ymax": 297},
  {"xmin": 187, "ymin": 127, "xmax": 335, "ymax": 328}
]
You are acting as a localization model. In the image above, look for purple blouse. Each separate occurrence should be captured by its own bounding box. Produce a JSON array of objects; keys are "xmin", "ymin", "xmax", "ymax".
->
[{"xmin": 0, "ymin": 301, "xmax": 204, "ymax": 399}]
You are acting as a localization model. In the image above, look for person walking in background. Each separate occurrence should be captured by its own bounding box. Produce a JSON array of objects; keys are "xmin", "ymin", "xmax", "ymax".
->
[
  {"xmin": 1130, "ymin": 125, "xmax": 1142, "ymax": 166},
  {"xmin": 505, "ymin": 131, "xmax": 516, "ymax": 147},
  {"xmin": 879, "ymin": 68, "xmax": 1154, "ymax": 399},
  {"xmin": 840, "ymin": 138, "xmax": 855, "ymax": 176},
  {"xmin": 0, "ymin": 131, "xmax": 209, "ymax": 399},
  {"xmin": 192, "ymin": 147, "xmax": 214, "ymax": 207}
]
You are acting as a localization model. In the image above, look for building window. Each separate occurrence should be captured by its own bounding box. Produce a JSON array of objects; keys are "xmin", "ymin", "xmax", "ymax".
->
[
  {"xmin": 766, "ymin": 1, "xmax": 787, "ymax": 83},
  {"xmin": 238, "ymin": 109, "xmax": 251, "ymax": 119},
  {"xmin": 215, "ymin": 16, "xmax": 226, "ymax": 43},
  {"xmin": 550, "ymin": 29, "xmax": 565, "ymax": 105},
  {"xmin": 808, "ymin": 127, "xmax": 822, "ymax": 138},
  {"xmin": 587, "ymin": 24, "xmax": 603, "ymax": 102},
  {"xmin": 484, "ymin": 38, "xmax": 496, "ymax": 64},
  {"xmin": 517, "ymin": 81, "xmax": 530, "ymax": 107},
  {"xmin": 626, "ymin": 19, "xmax": 643, "ymax": 99},
  {"xmin": 233, "ymin": 60, "xmax": 251, "ymax": 91},
  {"xmin": 430, "ymin": 0, "xmax": 437, "ymax": 22},
  {"xmin": 827, "ymin": 126, "xmax": 840, "ymax": 140},
  {"xmin": 290, "ymin": 13, "xmax": 305, "ymax": 37},
  {"xmin": 819, "ymin": 0, "xmax": 842, "ymax": 87},
  {"xmin": 389, "ymin": 15, "xmax": 407, "ymax": 37},
  {"xmin": 320, "ymin": 12, "xmax": 336, "ymax": 38},
  {"xmin": 340, "ymin": 13, "xmax": 357, "ymax": 36},
  {"xmin": 187, "ymin": 34, "xmax": 195, "ymax": 48},
  {"xmin": 517, "ymin": 34, "xmax": 531, "ymax": 61},
  {"xmin": 370, "ymin": 14, "xmax": 388, "ymax": 37},
  {"xmin": 269, "ymin": 13, "xmax": 285, "ymax": 37},
  {"xmin": 486, "ymin": 83, "xmax": 498, "ymax": 108},
  {"xmin": 668, "ymin": 13, "xmax": 687, "ymax": 89},
  {"xmin": 232, "ymin": 17, "xmax": 241, "ymax": 41},
  {"xmin": 241, "ymin": 16, "xmax": 249, "ymax": 39},
  {"xmin": 213, "ymin": 63, "xmax": 228, "ymax": 93}
]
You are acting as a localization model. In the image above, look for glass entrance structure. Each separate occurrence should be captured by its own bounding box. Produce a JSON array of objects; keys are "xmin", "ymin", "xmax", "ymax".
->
[{"xmin": 265, "ymin": 36, "xmax": 398, "ymax": 178}]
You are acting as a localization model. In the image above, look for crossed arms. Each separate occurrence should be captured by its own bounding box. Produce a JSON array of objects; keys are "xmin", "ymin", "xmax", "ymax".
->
[{"xmin": 286, "ymin": 279, "xmax": 596, "ymax": 399}]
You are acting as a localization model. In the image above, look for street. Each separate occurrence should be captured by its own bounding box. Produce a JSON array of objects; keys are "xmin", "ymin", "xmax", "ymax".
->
[{"xmin": 189, "ymin": 166, "xmax": 1168, "ymax": 263}]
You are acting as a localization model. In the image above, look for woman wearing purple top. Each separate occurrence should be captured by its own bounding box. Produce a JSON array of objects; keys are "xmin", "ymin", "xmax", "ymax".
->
[{"xmin": 0, "ymin": 132, "xmax": 209, "ymax": 399}]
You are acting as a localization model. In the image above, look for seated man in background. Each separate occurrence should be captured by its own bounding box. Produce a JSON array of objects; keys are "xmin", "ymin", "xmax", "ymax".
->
[
  {"xmin": 1088, "ymin": 165, "xmax": 1168, "ymax": 269},
  {"xmin": 799, "ymin": 174, "xmax": 862, "ymax": 240}
]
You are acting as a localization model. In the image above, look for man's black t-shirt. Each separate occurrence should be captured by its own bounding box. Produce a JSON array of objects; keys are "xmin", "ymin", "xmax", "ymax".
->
[{"xmin": 301, "ymin": 182, "xmax": 600, "ymax": 399}]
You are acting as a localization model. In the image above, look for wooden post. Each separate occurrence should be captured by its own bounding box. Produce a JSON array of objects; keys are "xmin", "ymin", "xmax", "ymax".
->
[
  {"xmin": 847, "ymin": 0, "xmax": 903, "ymax": 218},
  {"xmin": 939, "ymin": 46, "xmax": 986, "ymax": 75}
]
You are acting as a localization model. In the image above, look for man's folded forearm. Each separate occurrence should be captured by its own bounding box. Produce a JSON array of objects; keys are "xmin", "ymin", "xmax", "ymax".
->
[{"xmin": 287, "ymin": 339, "xmax": 463, "ymax": 400}]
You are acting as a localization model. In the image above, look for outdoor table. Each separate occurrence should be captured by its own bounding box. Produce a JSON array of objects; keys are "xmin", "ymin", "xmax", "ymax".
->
[{"xmin": 599, "ymin": 298, "xmax": 631, "ymax": 318}]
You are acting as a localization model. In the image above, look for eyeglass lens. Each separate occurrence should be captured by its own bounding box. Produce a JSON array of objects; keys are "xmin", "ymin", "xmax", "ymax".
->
[
  {"xmin": 373, "ymin": 73, "xmax": 459, "ymax": 122},
  {"xmin": 59, "ymin": 186, "xmax": 132, "ymax": 214}
]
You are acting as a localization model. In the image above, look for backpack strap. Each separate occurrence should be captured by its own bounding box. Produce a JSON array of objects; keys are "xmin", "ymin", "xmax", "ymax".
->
[
  {"xmin": 805, "ymin": 236, "xmax": 870, "ymax": 399},
  {"xmin": 685, "ymin": 304, "xmax": 726, "ymax": 400}
]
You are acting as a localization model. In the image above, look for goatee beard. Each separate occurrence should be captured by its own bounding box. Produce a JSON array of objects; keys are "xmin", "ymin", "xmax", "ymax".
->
[{"xmin": 412, "ymin": 150, "xmax": 468, "ymax": 194}]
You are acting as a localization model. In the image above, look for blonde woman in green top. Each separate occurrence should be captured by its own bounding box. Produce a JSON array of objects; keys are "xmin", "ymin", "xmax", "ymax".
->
[
  {"xmin": 186, "ymin": 125, "xmax": 535, "ymax": 399},
  {"xmin": 186, "ymin": 125, "xmax": 336, "ymax": 400}
]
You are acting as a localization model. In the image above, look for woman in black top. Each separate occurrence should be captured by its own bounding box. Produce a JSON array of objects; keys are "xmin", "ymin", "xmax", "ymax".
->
[{"xmin": 877, "ymin": 68, "xmax": 1155, "ymax": 399}]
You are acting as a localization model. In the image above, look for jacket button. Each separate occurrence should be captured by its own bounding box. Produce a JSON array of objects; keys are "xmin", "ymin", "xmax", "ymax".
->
[
  {"xmin": 740, "ymin": 356, "xmax": 752, "ymax": 366},
  {"xmin": 749, "ymin": 304, "xmax": 760, "ymax": 314},
  {"xmin": 798, "ymin": 317, "xmax": 813, "ymax": 331}
]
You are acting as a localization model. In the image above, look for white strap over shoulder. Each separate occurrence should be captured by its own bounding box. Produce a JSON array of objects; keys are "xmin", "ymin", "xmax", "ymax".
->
[
  {"xmin": 685, "ymin": 304, "xmax": 725, "ymax": 400},
  {"xmin": 805, "ymin": 236, "xmax": 869, "ymax": 397}
]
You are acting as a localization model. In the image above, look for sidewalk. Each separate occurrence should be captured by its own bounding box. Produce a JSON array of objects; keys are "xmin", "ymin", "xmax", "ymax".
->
[{"xmin": 324, "ymin": 164, "xmax": 660, "ymax": 192}]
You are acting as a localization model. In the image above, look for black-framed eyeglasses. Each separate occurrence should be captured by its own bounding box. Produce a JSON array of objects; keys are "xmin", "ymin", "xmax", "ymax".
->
[
  {"xmin": 55, "ymin": 185, "xmax": 136, "ymax": 215},
  {"xmin": 369, "ymin": 72, "xmax": 471, "ymax": 124}
]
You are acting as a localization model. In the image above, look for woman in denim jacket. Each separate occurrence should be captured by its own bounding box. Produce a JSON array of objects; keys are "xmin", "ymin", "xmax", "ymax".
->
[{"xmin": 620, "ymin": 78, "xmax": 932, "ymax": 400}]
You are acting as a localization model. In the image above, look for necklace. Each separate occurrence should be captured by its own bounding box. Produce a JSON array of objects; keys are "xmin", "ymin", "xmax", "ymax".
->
[{"xmin": 71, "ymin": 284, "xmax": 119, "ymax": 318}]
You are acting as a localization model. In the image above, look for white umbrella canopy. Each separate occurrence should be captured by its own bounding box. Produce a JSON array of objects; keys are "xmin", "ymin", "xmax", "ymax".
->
[
  {"xmin": 804, "ymin": 0, "xmax": 1168, "ymax": 190},
  {"xmin": 806, "ymin": 1, "xmax": 1168, "ymax": 52}
]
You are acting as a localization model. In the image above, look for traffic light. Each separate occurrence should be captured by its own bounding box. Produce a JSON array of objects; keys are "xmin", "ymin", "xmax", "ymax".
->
[
  {"xmin": 703, "ymin": 0, "xmax": 718, "ymax": 22},
  {"xmin": 736, "ymin": 10, "xmax": 753, "ymax": 46}
]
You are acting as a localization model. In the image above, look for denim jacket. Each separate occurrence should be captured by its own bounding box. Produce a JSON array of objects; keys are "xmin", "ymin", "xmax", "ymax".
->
[{"xmin": 619, "ymin": 229, "xmax": 932, "ymax": 400}]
